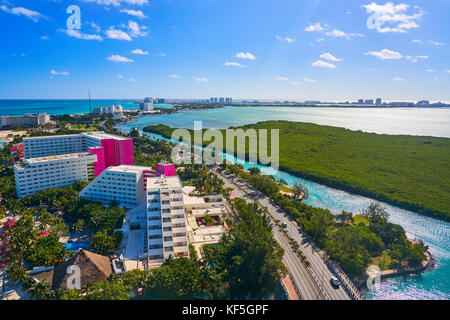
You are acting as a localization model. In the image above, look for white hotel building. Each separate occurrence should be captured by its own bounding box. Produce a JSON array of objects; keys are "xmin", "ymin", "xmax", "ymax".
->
[
  {"xmin": 145, "ymin": 174, "xmax": 189, "ymax": 264},
  {"xmin": 14, "ymin": 152, "xmax": 97, "ymax": 198},
  {"xmin": 79, "ymin": 165, "xmax": 147, "ymax": 208},
  {"xmin": 22, "ymin": 131, "xmax": 130, "ymax": 159}
]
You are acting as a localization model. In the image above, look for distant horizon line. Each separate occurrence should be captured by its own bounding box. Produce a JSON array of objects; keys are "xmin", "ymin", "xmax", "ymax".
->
[{"xmin": 1, "ymin": 98, "xmax": 449, "ymax": 104}]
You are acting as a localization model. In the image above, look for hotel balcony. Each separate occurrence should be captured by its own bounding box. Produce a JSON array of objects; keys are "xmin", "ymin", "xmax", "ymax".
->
[
  {"xmin": 148, "ymin": 248, "xmax": 164, "ymax": 257},
  {"xmin": 172, "ymin": 235, "xmax": 188, "ymax": 243},
  {"xmin": 171, "ymin": 209, "xmax": 185, "ymax": 216},
  {"xmin": 170, "ymin": 200, "xmax": 184, "ymax": 208},
  {"xmin": 172, "ymin": 217, "xmax": 186, "ymax": 225},
  {"xmin": 174, "ymin": 247, "xmax": 189, "ymax": 256},
  {"xmin": 160, "ymin": 203, "xmax": 171, "ymax": 210},
  {"xmin": 170, "ymin": 195, "xmax": 183, "ymax": 202},
  {"xmin": 160, "ymin": 195, "xmax": 170, "ymax": 202},
  {"xmin": 162, "ymin": 230, "xmax": 173, "ymax": 238},
  {"xmin": 163, "ymin": 240, "xmax": 174, "ymax": 248},
  {"xmin": 162, "ymin": 221, "xmax": 173, "ymax": 229},
  {"xmin": 148, "ymin": 238, "xmax": 163, "ymax": 246}
]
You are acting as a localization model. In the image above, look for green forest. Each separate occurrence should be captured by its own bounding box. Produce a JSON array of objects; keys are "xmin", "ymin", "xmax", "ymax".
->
[{"xmin": 144, "ymin": 121, "xmax": 450, "ymax": 221}]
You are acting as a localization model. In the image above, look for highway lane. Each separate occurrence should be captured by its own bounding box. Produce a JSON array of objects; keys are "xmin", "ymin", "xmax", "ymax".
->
[{"xmin": 214, "ymin": 168, "xmax": 353, "ymax": 300}]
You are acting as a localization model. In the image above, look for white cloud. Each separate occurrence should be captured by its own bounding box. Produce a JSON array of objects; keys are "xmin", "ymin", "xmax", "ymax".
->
[
  {"xmin": 50, "ymin": 70, "xmax": 69, "ymax": 76},
  {"xmin": 325, "ymin": 29, "xmax": 363, "ymax": 39},
  {"xmin": 107, "ymin": 54, "xmax": 134, "ymax": 63},
  {"xmin": 363, "ymin": 2, "xmax": 425, "ymax": 33},
  {"xmin": 291, "ymin": 81, "xmax": 301, "ymax": 86},
  {"xmin": 40, "ymin": 36, "xmax": 49, "ymax": 40},
  {"xmin": 153, "ymin": 52, "xmax": 166, "ymax": 57},
  {"xmin": 105, "ymin": 21, "xmax": 147, "ymax": 41},
  {"xmin": 316, "ymin": 38, "xmax": 324, "ymax": 43},
  {"xmin": 127, "ymin": 20, "xmax": 148, "ymax": 37},
  {"xmin": 312, "ymin": 60, "xmax": 336, "ymax": 69},
  {"xmin": 224, "ymin": 62, "xmax": 245, "ymax": 68},
  {"xmin": 365, "ymin": 49, "xmax": 402, "ymax": 60},
  {"xmin": 305, "ymin": 22, "xmax": 363, "ymax": 39},
  {"xmin": 305, "ymin": 23, "xmax": 327, "ymax": 32},
  {"xmin": 131, "ymin": 48, "xmax": 149, "ymax": 55},
  {"xmin": 105, "ymin": 27, "xmax": 132, "ymax": 41},
  {"xmin": 445, "ymin": 69, "xmax": 450, "ymax": 73},
  {"xmin": 426, "ymin": 69, "xmax": 436, "ymax": 73},
  {"xmin": 129, "ymin": 78, "xmax": 136, "ymax": 82},
  {"xmin": 277, "ymin": 76, "xmax": 288, "ymax": 81},
  {"xmin": 120, "ymin": 9, "xmax": 147, "ymax": 18},
  {"xmin": 429, "ymin": 41, "xmax": 444, "ymax": 46},
  {"xmin": 117, "ymin": 74, "xmax": 124, "ymax": 79},
  {"xmin": 303, "ymin": 78, "xmax": 318, "ymax": 83},
  {"xmin": 393, "ymin": 77, "xmax": 406, "ymax": 82},
  {"xmin": 275, "ymin": 35, "xmax": 295, "ymax": 43},
  {"xmin": 320, "ymin": 52, "xmax": 343, "ymax": 62},
  {"xmin": 62, "ymin": 29, "xmax": 103, "ymax": 41},
  {"xmin": 405, "ymin": 55, "xmax": 428, "ymax": 63},
  {"xmin": 0, "ymin": 5, "xmax": 45, "ymax": 22},
  {"xmin": 169, "ymin": 74, "xmax": 181, "ymax": 78},
  {"xmin": 193, "ymin": 77, "xmax": 209, "ymax": 83},
  {"xmin": 412, "ymin": 39, "xmax": 422, "ymax": 44},
  {"xmin": 236, "ymin": 52, "xmax": 256, "ymax": 60}
]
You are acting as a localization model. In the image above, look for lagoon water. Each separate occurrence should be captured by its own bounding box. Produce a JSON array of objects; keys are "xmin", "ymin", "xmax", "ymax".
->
[{"xmin": 126, "ymin": 106, "xmax": 450, "ymax": 138}]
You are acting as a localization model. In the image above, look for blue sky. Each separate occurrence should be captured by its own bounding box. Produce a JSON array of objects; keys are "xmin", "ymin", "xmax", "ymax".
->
[{"xmin": 0, "ymin": 0, "xmax": 449, "ymax": 102}]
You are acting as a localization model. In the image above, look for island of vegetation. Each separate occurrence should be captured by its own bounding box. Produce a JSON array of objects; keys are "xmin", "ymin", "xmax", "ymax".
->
[{"xmin": 143, "ymin": 121, "xmax": 450, "ymax": 221}]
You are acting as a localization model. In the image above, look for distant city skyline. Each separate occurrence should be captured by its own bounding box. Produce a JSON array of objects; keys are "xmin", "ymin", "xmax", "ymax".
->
[{"xmin": 0, "ymin": 0, "xmax": 449, "ymax": 102}]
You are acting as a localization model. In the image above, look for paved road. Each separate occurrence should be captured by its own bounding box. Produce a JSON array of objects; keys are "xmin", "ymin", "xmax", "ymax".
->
[{"xmin": 213, "ymin": 167, "xmax": 352, "ymax": 300}]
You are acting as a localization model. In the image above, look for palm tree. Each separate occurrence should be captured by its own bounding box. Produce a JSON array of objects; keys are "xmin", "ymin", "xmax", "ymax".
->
[{"xmin": 26, "ymin": 279, "xmax": 52, "ymax": 300}]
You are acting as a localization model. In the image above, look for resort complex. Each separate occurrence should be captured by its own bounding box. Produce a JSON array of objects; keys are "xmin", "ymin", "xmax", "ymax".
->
[{"xmin": 1, "ymin": 113, "xmax": 51, "ymax": 128}]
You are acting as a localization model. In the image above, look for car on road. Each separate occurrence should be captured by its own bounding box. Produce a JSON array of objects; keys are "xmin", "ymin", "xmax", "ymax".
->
[
  {"xmin": 281, "ymin": 223, "xmax": 288, "ymax": 228},
  {"xmin": 330, "ymin": 277, "xmax": 340, "ymax": 289}
]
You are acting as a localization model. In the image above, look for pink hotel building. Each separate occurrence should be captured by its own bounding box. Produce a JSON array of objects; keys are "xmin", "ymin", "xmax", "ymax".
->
[
  {"xmin": 22, "ymin": 131, "xmax": 134, "ymax": 177},
  {"xmin": 16, "ymin": 132, "xmax": 134, "ymax": 197}
]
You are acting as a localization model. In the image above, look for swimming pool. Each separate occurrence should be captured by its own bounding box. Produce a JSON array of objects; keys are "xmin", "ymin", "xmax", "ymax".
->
[{"xmin": 65, "ymin": 241, "xmax": 90, "ymax": 251}]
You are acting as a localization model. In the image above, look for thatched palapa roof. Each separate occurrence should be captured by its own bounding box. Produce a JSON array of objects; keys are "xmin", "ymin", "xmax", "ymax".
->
[{"xmin": 51, "ymin": 249, "xmax": 112, "ymax": 291}]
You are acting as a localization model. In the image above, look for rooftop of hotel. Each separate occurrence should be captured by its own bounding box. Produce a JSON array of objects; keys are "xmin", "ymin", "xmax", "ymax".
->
[
  {"xmin": 146, "ymin": 175, "xmax": 182, "ymax": 189},
  {"xmin": 23, "ymin": 131, "xmax": 130, "ymax": 141},
  {"xmin": 106, "ymin": 165, "xmax": 152, "ymax": 174},
  {"xmin": 23, "ymin": 133, "xmax": 83, "ymax": 141},
  {"xmin": 81, "ymin": 131, "xmax": 130, "ymax": 141},
  {"xmin": 21, "ymin": 152, "xmax": 95, "ymax": 165}
]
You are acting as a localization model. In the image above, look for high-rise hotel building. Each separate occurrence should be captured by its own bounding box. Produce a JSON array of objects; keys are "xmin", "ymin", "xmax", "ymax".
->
[
  {"xmin": 15, "ymin": 131, "xmax": 134, "ymax": 198},
  {"xmin": 145, "ymin": 171, "xmax": 189, "ymax": 264}
]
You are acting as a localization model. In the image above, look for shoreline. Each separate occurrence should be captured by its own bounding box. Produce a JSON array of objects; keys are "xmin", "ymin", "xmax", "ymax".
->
[{"xmin": 356, "ymin": 250, "xmax": 433, "ymax": 292}]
